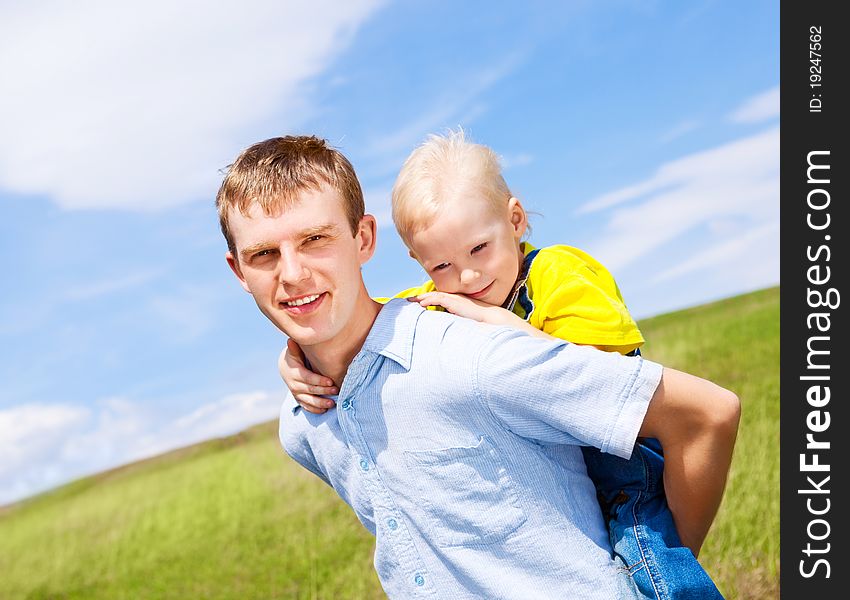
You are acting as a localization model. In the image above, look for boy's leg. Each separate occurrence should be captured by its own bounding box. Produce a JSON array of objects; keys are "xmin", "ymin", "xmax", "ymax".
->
[{"xmin": 583, "ymin": 441, "xmax": 725, "ymax": 600}]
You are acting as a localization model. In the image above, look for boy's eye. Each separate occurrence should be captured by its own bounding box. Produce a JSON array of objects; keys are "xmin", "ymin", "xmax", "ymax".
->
[
  {"xmin": 471, "ymin": 243, "xmax": 487, "ymax": 254},
  {"xmin": 432, "ymin": 263, "xmax": 450, "ymax": 272}
]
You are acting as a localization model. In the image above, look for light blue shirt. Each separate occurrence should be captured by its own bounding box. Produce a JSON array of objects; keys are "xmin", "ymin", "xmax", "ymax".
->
[{"xmin": 280, "ymin": 299, "xmax": 663, "ymax": 599}]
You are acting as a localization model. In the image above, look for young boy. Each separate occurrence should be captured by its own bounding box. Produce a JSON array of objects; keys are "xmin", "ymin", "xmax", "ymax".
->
[{"xmin": 282, "ymin": 130, "xmax": 728, "ymax": 599}]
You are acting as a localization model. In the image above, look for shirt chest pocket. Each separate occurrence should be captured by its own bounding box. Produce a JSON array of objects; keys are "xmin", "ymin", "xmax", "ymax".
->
[{"xmin": 403, "ymin": 435, "xmax": 527, "ymax": 548}]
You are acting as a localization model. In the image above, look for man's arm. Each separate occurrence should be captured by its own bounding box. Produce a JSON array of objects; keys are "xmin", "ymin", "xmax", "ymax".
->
[
  {"xmin": 278, "ymin": 399, "xmax": 333, "ymax": 488},
  {"xmin": 638, "ymin": 368, "xmax": 741, "ymax": 556},
  {"xmin": 475, "ymin": 328, "xmax": 739, "ymax": 556}
]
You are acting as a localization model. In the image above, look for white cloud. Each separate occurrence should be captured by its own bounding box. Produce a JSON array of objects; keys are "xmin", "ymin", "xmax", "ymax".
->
[
  {"xmin": 146, "ymin": 282, "xmax": 233, "ymax": 343},
  {"xmin": 0, "ymin": 390, "xmax": 281, "ymax": 506},
  {"xmin": 65, "ymin": 269, "xmax": 164, "ymax": 301},
  {"xmin": 357, "ymin": 57, "xmax": 525, "ymax": 218},
  {"xmin": 578, "ymin": 126, "xmax": 778, "ymax": 215},
  {"xmin": 149, "ymin": 391, "xmax": 280, "ymax": 455},
  {"xmin": 363, "ymin": 54, "xmax": 525, "ymax": 160},
  {"xmin": 501, "ymin": 153, "xmax": 534, "ymax": 169},
  {"xmin": 59, "ymin": 397, "xmax": 151, "ymax": 467},
  {"xmin": 652, "ymin": 220, "xmax": 779, "ymax": 283},
  {"xmin": 0, "ymin": 403, "xmax": 89, "ymax": 481},
  {"xmin": 0, "ymin": 0, "xmax": 385, "ymax": 211},
  {"xmin": 659, "ymin": 119, "xmax": 700, "ymax": 143},
  {"xmin": 0, "ymin": 403, "xmax": 92, "ymax": 503},
  {"xmin": 729, "ymin": 86, "xmax": 780, "ymax": 124},
  {"xmin": 577, "ymin": 126, "xmax": 779, "ymax": 274}
]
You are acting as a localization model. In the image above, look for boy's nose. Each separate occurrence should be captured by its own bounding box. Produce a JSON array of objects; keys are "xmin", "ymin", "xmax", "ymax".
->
[{"xmin": 459, "ymin": 268, "xmax": 478, "ymax": 286}]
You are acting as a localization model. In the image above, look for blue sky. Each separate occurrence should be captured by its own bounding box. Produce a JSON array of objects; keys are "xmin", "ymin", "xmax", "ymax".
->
[{"xmin": 0, "ymin": 0, "xmax": 778, "ymax": 505}]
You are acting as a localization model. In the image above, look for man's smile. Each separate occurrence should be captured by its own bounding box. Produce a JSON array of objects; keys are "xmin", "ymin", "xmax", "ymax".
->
[{"xmin": 280, "ymin": 292, "xmax": 326, "ymax": 314}]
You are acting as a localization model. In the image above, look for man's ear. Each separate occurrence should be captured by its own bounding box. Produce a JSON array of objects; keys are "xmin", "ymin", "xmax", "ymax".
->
[
  {"xmin": 357, "ymin": 214, "xmax": 378, "ymax": 264},
  {"xmin": 507, "ymin": 197, "xmax": 528, "ymax": 239},
  {"xmin": 226, "ymin": 251, "xmax": 252, "ymax": 293}
]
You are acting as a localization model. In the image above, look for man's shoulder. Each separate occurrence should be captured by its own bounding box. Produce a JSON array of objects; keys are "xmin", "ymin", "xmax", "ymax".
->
[
  {"xmin": 382, "ymin": 297, "xmax": 485, "ymax": 332},
  {"xmin": 278, "ymin": 391, "xmax": 334, "ymax": 446},
  {"xmin": 411, "ymin": 300, "xmax": 511, "ymax": 339},
  {"xmin": 382, "ymin": 298, "xmax": 518, "ymax": 359},
  {"xmin": 278, "ymin": 391, "xmax": 306, "ymax": 447},
  {"xmin": 370, "ymin": 300, "xmax": 546, "ymax": 394}
]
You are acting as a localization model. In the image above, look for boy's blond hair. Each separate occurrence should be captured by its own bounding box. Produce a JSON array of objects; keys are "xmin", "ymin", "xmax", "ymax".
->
[
  {"xmin": 216, "ymin": 135, "xmax": 364, "ymax": 259},
  {"xmin": 391, "ymin": 129, "xmax": 513, "ymax": 247}
]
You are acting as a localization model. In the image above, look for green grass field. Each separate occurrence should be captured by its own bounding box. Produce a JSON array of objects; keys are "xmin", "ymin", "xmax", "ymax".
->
[
  {"xmin": 0, "ymin": 286, "xmax": 779, "ymax": 599},
  {"xmin": 640, "ymin": 286, "xmax": 779, "ymax": 599}
]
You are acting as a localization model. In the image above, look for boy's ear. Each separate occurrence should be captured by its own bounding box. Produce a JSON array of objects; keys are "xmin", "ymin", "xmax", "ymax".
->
[
  {"xmin": 408, "ymin": 249, "xmax": 418, "ymax": 261},
  {"xmin": 507, "ymin": 197, "xmax": 528, "ymax": 238}
]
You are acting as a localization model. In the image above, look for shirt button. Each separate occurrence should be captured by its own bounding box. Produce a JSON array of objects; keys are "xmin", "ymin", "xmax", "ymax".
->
[
  {"xmin": 414, "ymin": 574, "xmax": 425, "ymax": 587},
  {"xmin": 387, "ymin": 518, "xmax": 398, "ymax": 530},
  {"xmin": 341, "ymin": 399, "xmax": 352, "ymax": 410},
  {"xmin": 359, "ymin": 459, "xmax": 369, "ymax": 471}
]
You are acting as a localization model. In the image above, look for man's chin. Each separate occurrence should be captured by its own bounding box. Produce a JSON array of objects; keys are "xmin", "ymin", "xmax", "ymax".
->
[
  {"xmin": 260, "ymin": 307, "xmax": 321, "ymax": 340},
  {"xmin": 277, "ymin": 325, "xmax": 330, "ymax": 349}
]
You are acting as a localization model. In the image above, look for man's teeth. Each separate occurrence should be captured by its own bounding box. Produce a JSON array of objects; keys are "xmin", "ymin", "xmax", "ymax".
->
[{"xmin": 285, "ymin": 294, "xmax": 320, "ymax": 307}]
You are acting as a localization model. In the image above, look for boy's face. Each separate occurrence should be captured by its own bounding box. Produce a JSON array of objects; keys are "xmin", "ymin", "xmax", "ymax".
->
[
  {"xmin": 225, "ymin": 185, "xmax": 376, "ymax": 350},
  {"xmin": 408, "ymin": 192, "xmax": 527, "ymax": 307}
]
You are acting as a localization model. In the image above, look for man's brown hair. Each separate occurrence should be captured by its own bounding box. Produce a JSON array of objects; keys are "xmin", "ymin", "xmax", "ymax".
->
[{"xmin": 216, "ymin": 135, "xmax": 365, "ymax": 258}]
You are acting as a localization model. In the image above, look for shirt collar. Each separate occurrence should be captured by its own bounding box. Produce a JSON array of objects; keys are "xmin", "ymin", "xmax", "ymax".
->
[
  {"xmin": 360, "ymin": 298, "xmax": 422, "ymax": 371},
  {"xmin": 503, "ymin": 241, "xmax": 540, "ymax": 311},
  {"xmin": 521, "ymin": 240, "xmax": 538, "ymax": 257}
]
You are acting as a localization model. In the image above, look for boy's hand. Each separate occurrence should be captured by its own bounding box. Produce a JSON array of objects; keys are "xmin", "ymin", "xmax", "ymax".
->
[
  {"xmin": 410, "ymin": 292, "xmax": 552, "ymax": 340},
  {"xmin": 410, "ymin": 291, "xmax": 504, "ymax": 321},
  {"xmin": 279, "ymin": 339, "xmax": 338, "ymax": 414}
]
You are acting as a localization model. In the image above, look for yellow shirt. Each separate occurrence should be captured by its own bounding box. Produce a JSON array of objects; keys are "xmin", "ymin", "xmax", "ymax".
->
[{"xmin": 377, "ymin": 242, "xmax": 644, "ymax": 355}]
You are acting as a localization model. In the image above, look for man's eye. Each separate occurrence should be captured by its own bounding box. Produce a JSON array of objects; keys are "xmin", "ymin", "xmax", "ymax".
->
[
  {"xmin": 471, "ymin": 243, "xmax": 487, "ymax": 254},
  {"xmin": 253, "ymin": 249, "xmax": 273, "ymax": 258},
  {"xmin": 306, "ymin": 235, "xmax": 324, "ymax": 243}
]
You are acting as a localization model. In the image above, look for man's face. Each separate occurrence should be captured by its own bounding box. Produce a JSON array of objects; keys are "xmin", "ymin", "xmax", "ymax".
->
[{"xmin": 226, "ymin": 185, "xmax": 376, "ymax": 350}]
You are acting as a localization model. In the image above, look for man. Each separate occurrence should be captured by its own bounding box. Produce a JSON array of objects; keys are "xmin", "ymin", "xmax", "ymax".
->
[{"xmin": 218, "ymin": 135, "xmax": 740, "ymax": 599}]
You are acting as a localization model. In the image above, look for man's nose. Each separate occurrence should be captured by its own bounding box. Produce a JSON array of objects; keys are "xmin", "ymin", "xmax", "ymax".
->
[{"xmin": 278, "ymin": 248, "xmax": 309, "ymax": 284}]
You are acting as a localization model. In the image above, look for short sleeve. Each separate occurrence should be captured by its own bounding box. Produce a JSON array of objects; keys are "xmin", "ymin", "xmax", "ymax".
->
[
  {"xmin": 528, "ymin": 247, "xmax": 644, "ymax": 354},
  {"xmin": 475, "ymin": 327, "xmax": 661, "ymax": 458},
  {"xmin": 278, "ymin": 394, "xmax": 332, "ymax": 487}
]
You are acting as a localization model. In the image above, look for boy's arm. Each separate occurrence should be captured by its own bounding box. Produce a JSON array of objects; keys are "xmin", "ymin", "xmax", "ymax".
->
[
  {"xmin": 412, "ymin": 290, "xmax": 619, "ymax": 353},
  {"xmin": 411, "ymin": 291, "xmax": 553, "ymax": 339},
  {"xmin": 638, "ymin": 367, "xmax": 741, "ymax": 556},
  {"xmin": 279, "ymin": 339, "xmax": 338, "ymax": 414}
]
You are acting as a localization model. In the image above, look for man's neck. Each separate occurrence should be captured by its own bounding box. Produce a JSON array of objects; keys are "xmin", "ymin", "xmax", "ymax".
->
[{"xmin": 302, "ymin": 294, "xmax": 383, "ymax": 388}]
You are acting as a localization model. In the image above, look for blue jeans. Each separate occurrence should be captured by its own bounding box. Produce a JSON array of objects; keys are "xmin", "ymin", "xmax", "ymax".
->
[{"xmin": 582, "ymin": 439, "xmax": 725, "ymax": 599}]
